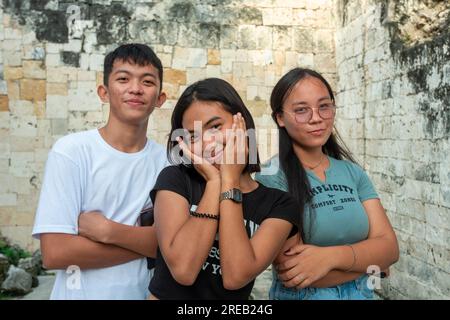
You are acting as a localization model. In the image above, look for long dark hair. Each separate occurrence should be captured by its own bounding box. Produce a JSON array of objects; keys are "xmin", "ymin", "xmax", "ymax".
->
[
  {"xmin": 167, "ymin": 77, "xmax": 261, "ymax": 174},
  {"xmin": 270, "ymin": 68, "xmax": 357, "ymax": 241}
]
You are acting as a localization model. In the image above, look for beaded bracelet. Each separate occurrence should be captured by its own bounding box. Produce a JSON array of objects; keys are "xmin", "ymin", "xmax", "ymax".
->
[{"xmin": 189, "ymin": 210, "xmax": 219, "ymax": 221}]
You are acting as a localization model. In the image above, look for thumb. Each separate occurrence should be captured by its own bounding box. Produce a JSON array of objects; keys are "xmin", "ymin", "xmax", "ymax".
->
[{"xmin": 285, "ymin": 244, "xmax": 310, "ymax": 256}]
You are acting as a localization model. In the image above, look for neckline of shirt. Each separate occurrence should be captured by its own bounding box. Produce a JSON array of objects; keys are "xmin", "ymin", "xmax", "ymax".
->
[
  {"xmin": 242, "ymin": 182, "xmax": 262, "ymax": 196},
  {"xmin": 92, "ymin": 128, "xmax": 151, "ymax": 158},
  {"xmin": 306, "ymin": 155, "xmax": 334, "ymax": 184}
]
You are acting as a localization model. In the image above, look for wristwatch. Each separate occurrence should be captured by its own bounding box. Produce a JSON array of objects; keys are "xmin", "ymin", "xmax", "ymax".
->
[{"xmin": 220, "ymin": 188, "xmax": 243, "ymax": 203}]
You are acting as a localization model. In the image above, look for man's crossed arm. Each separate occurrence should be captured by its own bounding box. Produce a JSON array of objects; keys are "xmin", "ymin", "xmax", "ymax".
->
[{"xmin": 41, "ymin": 211, "xmax": 157, "ymax": 270}]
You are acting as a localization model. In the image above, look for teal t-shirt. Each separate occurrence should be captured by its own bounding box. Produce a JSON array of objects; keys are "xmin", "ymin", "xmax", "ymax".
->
[{"xmin": 255, "ymin": 155, "xmax": 379, "ymax": 246}]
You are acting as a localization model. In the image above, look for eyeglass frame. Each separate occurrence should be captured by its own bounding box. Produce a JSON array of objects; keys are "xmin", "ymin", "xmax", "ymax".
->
[{"xmin": 283, "ymin": 103, "xmax": 337, "ymax": 124}]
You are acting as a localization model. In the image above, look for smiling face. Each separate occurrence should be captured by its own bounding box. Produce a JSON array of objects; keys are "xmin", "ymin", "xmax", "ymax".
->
[
  {"xmin": 98, "ymin": 59, "xmax": 166, "ymax": 126},
  {"xmin": 181, "ymin": 100, "xmax": 234, "ymax": 167},
  {"xmin": 276, "ymin": 76, "xmax": 335, "ymax": 151}
]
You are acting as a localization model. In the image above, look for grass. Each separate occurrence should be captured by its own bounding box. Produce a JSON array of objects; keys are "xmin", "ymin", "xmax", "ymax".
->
[{"xmin": 0, "ymin": 292, "xmax": 16, "ymax": 300}]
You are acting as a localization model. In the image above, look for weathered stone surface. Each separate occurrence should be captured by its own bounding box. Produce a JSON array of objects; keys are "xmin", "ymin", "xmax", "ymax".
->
[
  {"xmin": 23, "ymin": 60, "xmax": 46, "ymax": 79},
  {"xmin": 207, "ymin": 49, "xmax": 221, "ymax": 65},
  {"xmin": 336, "ymin": 0, "xmax": 450, "ymax": 299},
  {"xmin": 164, "ymin": 69, "xmax": 186, "ymax": 85},
  {"xmin": 4, "ymin": 67, "xmax": 23, "ymax": 80},
  {"xmin": 20, "ymin": 79, "xmax": 46, "ymax": 101},
  {"xmin": 61, "ymin": 51, "xmax": 80, "ymax": 68},
  {"xmin": 0, "ymin": 95, "xmax": 9, "ymax": 111},
  {"xmin": 47, "ymin": 83, "xmax": 68, "ymax": 96},
  {"xmin": 0, "ymin": 0, "xmax": 448, "ymax": 301},
  {"xmin": 1, "ymin": 265, "xmax": 32, "ymax": 295},
  {"xmin": 18, "ymin": 255, "xmax": 41, "ymax": 288},
  {"xmin": 388, "ymin": 0, "xmax": 450, "ymax": 46}
]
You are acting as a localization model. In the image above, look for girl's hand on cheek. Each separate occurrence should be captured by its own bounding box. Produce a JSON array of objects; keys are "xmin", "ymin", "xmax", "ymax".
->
[
  {"xmin": 176, "ymin": 137, "xmax": 220, "ymax": 182},
  {"xmin": 220, "ymin": 113, "xmax": 248, "ymax": 183}
]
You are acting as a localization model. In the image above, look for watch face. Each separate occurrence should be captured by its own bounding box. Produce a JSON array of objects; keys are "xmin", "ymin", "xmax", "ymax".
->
[
  {"xmin": 233, "ymin": 188, "xmax": 243, "ymax": 202},
  {"xmin": 220, "ymin": 189, "xmax": 243, "ymax": 203}
]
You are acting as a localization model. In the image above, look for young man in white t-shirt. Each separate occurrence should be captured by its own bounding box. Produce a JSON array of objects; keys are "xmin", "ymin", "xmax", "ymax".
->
[{"xmin": 32, "ymin": 44, "xmax": 168, "ymax": 299}]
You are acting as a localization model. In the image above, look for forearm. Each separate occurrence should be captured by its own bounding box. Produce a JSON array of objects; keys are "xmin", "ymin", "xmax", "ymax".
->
[
  {"xmin": 219, "ymin": 179, "xmax": 264, "ymax": 287},
  {"xmin": 332, "ymin": 236, "xmax": 399, "ymax": 273},
  {"xmin": 41, "ymin": 233, "xmax": 142, "ymax": 270},
  {"xmin": 310, "ymin": 270, "xmax": 364, "ymax": 288},
  {"xmin": 219, "ymin": 201, "xmax": 258, "ymax": 283},
  {"xmin": 163, "ymin": 180, "xmax": 220, "ymax": 278},
  {"xmin": 106, "ymin": 224, "xmax": 157, "ymax": 258}
]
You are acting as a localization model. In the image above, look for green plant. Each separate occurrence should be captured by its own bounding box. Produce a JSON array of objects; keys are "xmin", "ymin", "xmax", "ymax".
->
[
  {"xmin": 0, "ymin": 238, "xmax": 7, "ymax": 249},
  {"xmin": 0, "ymin": 246, "xmax": 31, "ymax": 266},
  {"xmin": 0, "ymin": 292, "xmax": 15, "ymax": 300}
]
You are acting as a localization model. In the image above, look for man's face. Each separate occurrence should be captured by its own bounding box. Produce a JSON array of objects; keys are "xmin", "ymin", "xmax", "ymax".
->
[{"xmin": 99, "ymin": 59, "xmax": 166, "ymax": 126}]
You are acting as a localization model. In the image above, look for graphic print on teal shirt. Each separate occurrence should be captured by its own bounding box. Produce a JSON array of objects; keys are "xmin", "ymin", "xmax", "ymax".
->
[{"xmin": 255, "ymin": 156, "xmax": 379, "ymax": 246}]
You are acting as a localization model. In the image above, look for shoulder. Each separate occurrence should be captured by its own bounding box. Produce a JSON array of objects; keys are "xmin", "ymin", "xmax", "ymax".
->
[
  {"xmin": 145, "ymin": 139, "xmax": 169, "ymax": 169},
  {"xmin": 158, "ymin": 164, "xmax": 184, "ymax": 177},
  {"xmin": 146, "ymin": 139, "xmax": 166, "ymax": 157},
  {"xmin": 258, "ymin": 183, "xmax": 298, "ymax": 208},
  {"xmin": 52, "ymin": 130, "xmax": 96, "ymax": 151},
  {"xmin": 156, "ymin": 165, "xmax": 196, "ymax": 185},
  {"xmin": 255, "ymin": 155, "xmax": 287, "ymax": 190},
  {"xmin": 257, "ymin": 183, "xmax": 301, "ymax": 226},
  {"xmin": 330, "ymin": 157, "xmax": 365, "ymax": 177},
  {"xmin": 259, "ymin": 154, "xmax": 280, "ymax": 170},
  {"xmin": 151, "ymin": 165, "xmax": 194, "ymax": 203},
  {"xmin": 50, "ymin": 130, "xmax": 98, "ymax": 162}
]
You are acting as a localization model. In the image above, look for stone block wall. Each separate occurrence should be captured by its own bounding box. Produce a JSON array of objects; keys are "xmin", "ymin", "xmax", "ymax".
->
[
  {"xmin": 0, "ymin": 0, "xmax": 336, "ymax": 252},
  {"xmin": 334, "ymin": 0, "xmax": 450, "ymax": 299},
  {"xmin": 1, "ymin": 0, "xmax": 448, "ymax": 300}
]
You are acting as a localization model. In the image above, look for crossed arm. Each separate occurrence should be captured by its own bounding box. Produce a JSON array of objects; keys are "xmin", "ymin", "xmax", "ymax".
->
[
  {"xmin": 40, "ymin": 213, "xmax": 158, "ymax": 270},
  {"xmin": 274, "ymin": 198, "xmax": 399, "ymax": 289},
  {"xmin": 273, "ymin": 234, "xmax": 364, "ymax": 288}
]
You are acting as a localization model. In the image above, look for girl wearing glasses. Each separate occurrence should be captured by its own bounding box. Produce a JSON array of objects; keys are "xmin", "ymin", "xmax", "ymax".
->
[{"xmin": 256, "ymin": 68, "xmax": 399, "ymax": 300}]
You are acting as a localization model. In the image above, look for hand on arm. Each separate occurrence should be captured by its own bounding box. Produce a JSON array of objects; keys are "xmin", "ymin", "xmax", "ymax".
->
[
  {"xmin": 78, "ymin": 211, "xmax": 158, "ymax": 257},
  {"xmin": 275, "ymin": 199, "xmax": 398, "ymax": 288},
  {"xmin": 275, "ymin": 243, "xmax": 363, "ymax": 289}
]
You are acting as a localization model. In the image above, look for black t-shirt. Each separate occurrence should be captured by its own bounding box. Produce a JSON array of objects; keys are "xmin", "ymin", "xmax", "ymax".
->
[{"xmin": 148, "ymin": 165, "xmax": 301, "ymax": 300}]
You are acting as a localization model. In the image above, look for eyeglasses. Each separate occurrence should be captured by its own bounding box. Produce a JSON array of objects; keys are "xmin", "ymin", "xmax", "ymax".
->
[{"xmin": 284, "ymin": 103, "xmax": 336, "ymax": 123}]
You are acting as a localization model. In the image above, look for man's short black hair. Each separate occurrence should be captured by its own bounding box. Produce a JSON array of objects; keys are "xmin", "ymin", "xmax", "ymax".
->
[{"xmin": 103, "ymin": 43, "xmax": 163, "ymax": 90}]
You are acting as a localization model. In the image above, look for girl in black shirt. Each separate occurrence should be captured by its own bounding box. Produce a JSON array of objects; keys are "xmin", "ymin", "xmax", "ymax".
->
[{"xmin": 148, "ymin": 78, "xmax": 301, "ymax": 299}]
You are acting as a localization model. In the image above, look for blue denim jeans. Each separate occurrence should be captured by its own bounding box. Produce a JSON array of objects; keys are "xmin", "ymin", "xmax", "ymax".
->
[{"xmin": 269, "ymin": 274, "xmax": 374, "ymax": 300}]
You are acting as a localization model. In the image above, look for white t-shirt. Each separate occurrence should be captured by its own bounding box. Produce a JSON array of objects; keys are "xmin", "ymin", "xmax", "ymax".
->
[{"xmin": 32, "ymin": 129, "xmax": 168, "ymax": 300}]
